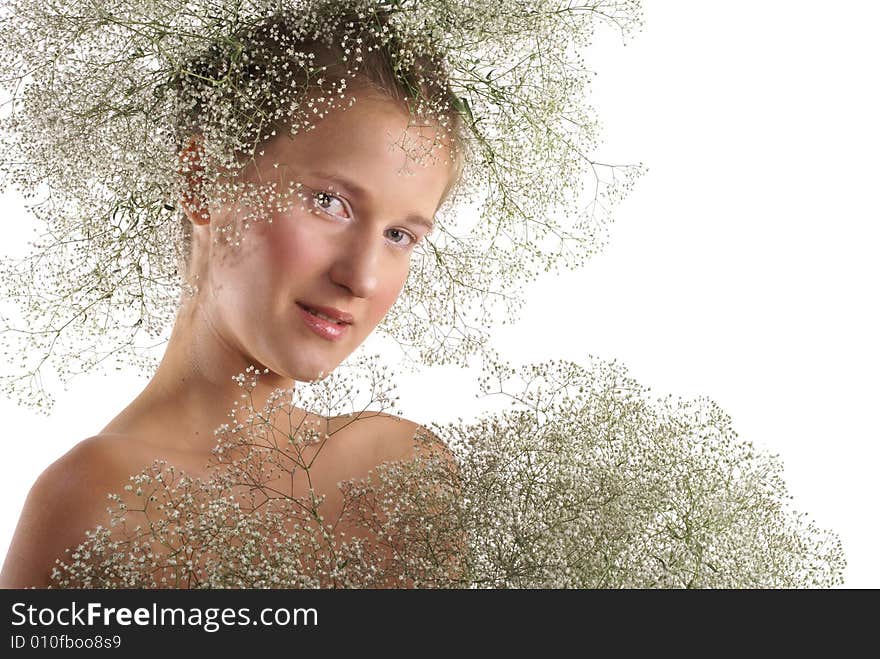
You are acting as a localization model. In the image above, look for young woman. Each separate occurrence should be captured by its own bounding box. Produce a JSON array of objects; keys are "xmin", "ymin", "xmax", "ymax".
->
[{"xmin": 0, "ymin": 10, "xmax": 465, "ymax": 588}]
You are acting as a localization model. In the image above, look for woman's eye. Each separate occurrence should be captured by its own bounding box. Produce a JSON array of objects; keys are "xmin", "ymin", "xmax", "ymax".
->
[
  {"xmin": 385, "ymin": 228, "xmax": 417, "ymax": 247},
  {"xmin": 310, "ymin": 190, "xmax": 416, "ymax": 248},
  {"xmin": 312, "ymin": 191, "xmax": 349, "ymax": 218}
]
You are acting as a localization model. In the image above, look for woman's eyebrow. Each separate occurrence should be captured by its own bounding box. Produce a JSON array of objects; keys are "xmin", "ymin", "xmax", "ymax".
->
[
  {"xmin": 309, "ymin": 170, "xmax": 435, "ymax": 232},
  {"xmin": 310, "ymin": 170, "xmax": 370, "ymax": 201},
  {"xmin": 405, "ymin": 213, "xmax": 435, "ymax": 233}
]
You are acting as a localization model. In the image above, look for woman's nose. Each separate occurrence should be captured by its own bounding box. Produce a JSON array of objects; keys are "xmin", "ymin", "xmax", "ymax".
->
[{"xmin": 328, "ymin": 231, "xmax": 383, "ymax": 299}]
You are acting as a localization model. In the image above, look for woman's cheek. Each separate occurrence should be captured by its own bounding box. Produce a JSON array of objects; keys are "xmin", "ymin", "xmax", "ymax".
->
[
  {"xmin": 372, "ymin": 268, "xmax": 409, "ymax": 321},
  {"xmin": 267, "ymin": 219, "xmax": 325, "ymax": 272}
]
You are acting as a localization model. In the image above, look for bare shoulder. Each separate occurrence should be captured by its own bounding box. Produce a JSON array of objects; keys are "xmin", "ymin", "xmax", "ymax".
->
[
  {"xmin": 332, "ymin": 410, "xmax": 456, "ymax": 467},
  {"xmin": 0, "ymin": 435, "xmax": 134, "ymax": 588},
  {"xmin": 36, "ymin": 435, "xmax": 136, "ymax": 497}
]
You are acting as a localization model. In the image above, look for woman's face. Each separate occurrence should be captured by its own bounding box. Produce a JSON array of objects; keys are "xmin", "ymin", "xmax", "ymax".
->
[{"xmin": 194, "ymin": 94, "xmax": 454, "ymax": 382}]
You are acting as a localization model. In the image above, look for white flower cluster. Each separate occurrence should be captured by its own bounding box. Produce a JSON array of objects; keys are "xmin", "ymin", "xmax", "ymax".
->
[
  {"xmin": 0, "ymin": 0, "xmax": 646, "ymax": 410},
  {"xmin": 47, "ymin": 356, "xmax": 845, "ymax": 589},
  {"xmin": 456, "ymin": 356, "xmax": 846, "ymax": 588}
]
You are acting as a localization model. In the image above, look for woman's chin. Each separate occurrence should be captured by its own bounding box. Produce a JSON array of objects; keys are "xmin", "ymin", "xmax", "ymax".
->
[
  {"xmin": 288, "ymin": 361, "xmax": 344, "ymax": 383},
  {"xmin": 235, "ymin": 358, "xmax": 339, "ymax": 385}
]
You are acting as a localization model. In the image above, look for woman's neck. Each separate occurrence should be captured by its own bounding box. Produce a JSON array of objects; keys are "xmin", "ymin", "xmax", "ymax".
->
[{"xmin": 100, "ymin": 296, "xmax": 303, "ymax": 457}]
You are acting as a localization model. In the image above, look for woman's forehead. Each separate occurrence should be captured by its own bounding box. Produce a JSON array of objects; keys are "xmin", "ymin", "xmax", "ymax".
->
[
  {"xmin": 245, "ymin": 94, "xmax": 454, "ymax": 196},
  {"xmin": 285, "ymin": 95, "xmax": 442, "ymax": 161}
]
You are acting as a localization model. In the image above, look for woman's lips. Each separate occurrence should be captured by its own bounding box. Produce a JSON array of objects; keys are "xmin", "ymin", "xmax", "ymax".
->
[{"xmin": 296, "ymin": 303, "xmax": 350, "ymax": 341}]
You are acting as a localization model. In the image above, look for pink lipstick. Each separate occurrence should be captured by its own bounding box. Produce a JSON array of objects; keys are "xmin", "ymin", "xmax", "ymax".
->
[{"xmin": 296, "ymin": 303, "xmax": 351, "ymax": 341}]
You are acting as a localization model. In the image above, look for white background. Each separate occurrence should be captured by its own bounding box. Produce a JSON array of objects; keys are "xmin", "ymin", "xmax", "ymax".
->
[{"xmin": 1, "ymin": 1, "xmax": 877, "ymax": 587}]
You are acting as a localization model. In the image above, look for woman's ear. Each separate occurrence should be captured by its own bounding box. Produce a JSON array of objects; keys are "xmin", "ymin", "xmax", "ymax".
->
[{"xmin": 178, "ymin": 134, "xmax": 210, "ymax": 226}]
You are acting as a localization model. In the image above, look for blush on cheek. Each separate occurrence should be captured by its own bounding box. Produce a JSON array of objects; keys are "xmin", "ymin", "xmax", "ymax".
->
[
  {"xmin": 371, "ymin": 278, "xmax": 407, "ymax": 323},
  {"xmin": 266, "ymin": 220, "xmax": 325, "ymax": 269}
]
